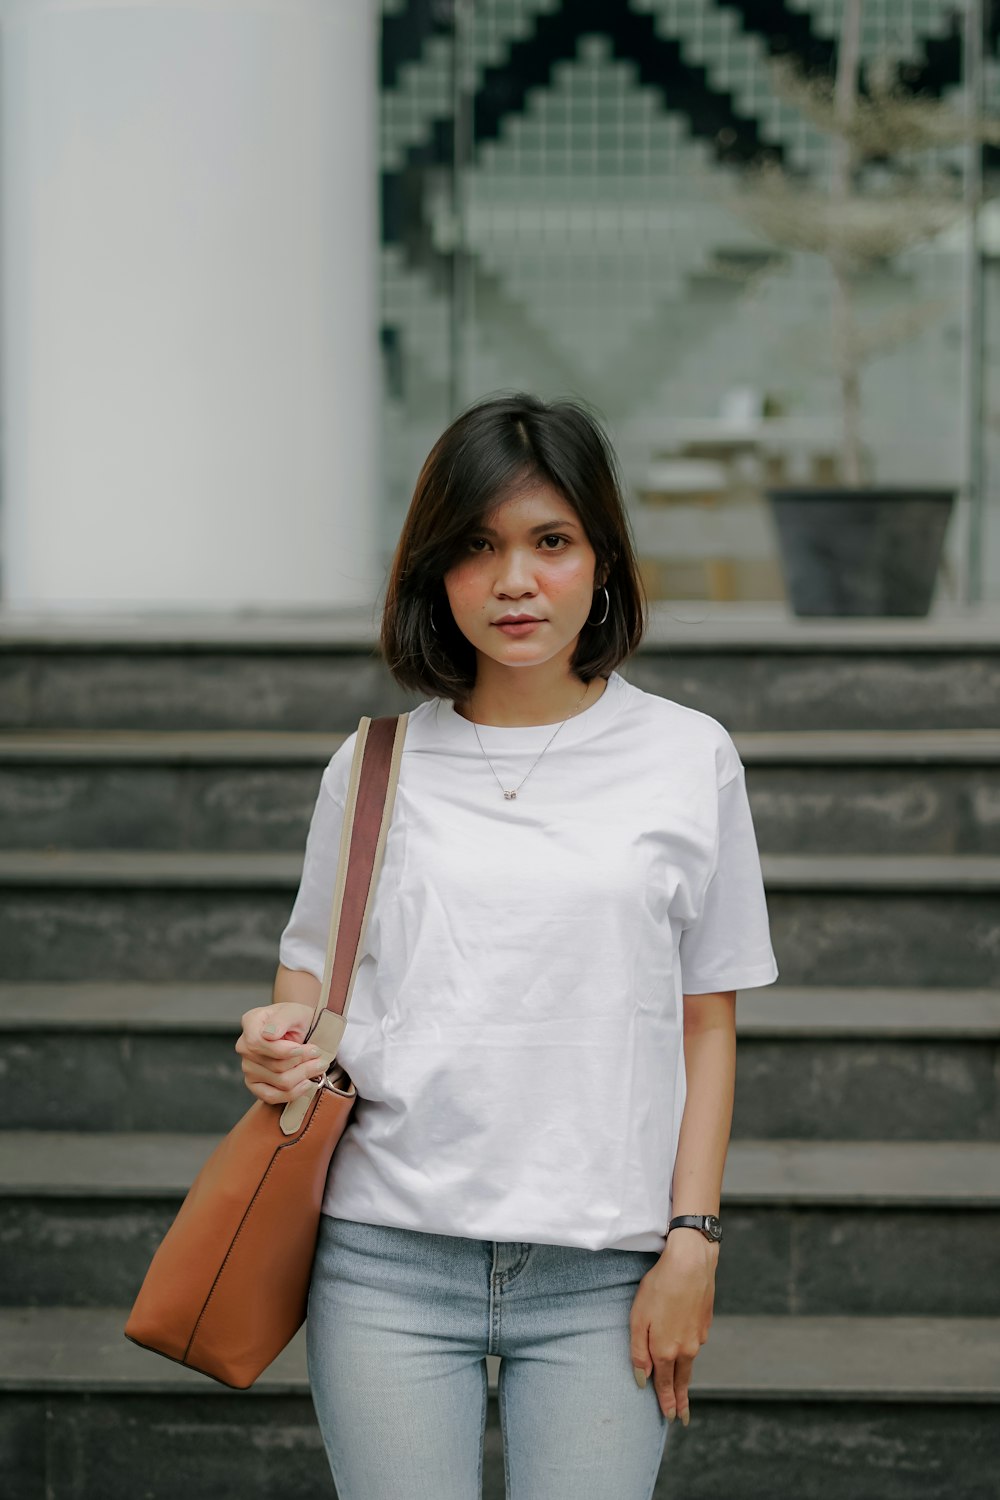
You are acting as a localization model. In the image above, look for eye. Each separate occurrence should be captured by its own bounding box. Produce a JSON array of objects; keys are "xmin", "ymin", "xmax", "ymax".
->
[{"xmin": 464, "ymin": 534, "xmax": 570, "ymax": 555}]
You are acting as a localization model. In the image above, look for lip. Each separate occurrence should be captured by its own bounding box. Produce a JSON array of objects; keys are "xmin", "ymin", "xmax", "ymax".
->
[
  {"xmin": 493, "ymin": 615, "xmax": 543, "ymax": 625},
  {"xmin": 493, "ymin": 619, "xmax": 544, "ymax": 636}
]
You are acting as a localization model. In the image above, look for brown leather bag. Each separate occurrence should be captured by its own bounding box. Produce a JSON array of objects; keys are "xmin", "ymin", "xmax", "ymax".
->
[{"xmin": 124, "ymin": 712, "xmax": 409, "ymax": 1389}]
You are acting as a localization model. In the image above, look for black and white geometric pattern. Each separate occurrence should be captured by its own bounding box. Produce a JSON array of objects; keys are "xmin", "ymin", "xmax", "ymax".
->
[{"xmin": 377, "ymin": 1, "xmax": 999, "ymax": 545}]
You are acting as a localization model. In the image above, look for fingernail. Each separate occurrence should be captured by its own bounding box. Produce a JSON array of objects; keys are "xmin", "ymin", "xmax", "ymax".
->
[
  {"xmin": 666, "ymin": 1408, "xmax": 676, "ymax": 1424},
  {"xmin": 680, "ymin": 1409, "xmax": 690, "ymax": 1427},
  {"xmin": 309, "ymin": 1046, "xmax": 322, "ymax": 1058},
  {"xmin": 262, "ymin": 1027, "xmax": 277, "ymax": 1038},
  {"xmin": 291, "ymin": 1050, "xmax": 303, "ymax": 1059},
  {"xmin": 633, "ymin": 1367, "xmax": 647, "ymax": 1389}
]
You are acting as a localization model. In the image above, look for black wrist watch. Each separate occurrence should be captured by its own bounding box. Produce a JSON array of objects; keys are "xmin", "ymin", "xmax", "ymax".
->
[{"xmin": 667, "ymin": 1214, "xmax": 722, "ymax": 1244}]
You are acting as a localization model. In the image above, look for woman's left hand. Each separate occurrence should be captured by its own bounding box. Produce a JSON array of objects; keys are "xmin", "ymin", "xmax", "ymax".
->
[{"xmin": 629, "ymin": 1231, "xmax": 719, "ymax": 1425}]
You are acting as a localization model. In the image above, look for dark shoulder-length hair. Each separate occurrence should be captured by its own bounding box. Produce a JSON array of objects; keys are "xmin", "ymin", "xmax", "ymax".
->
[{"xmin": 380, "ymin": 391, "xmax": 648, "ymax": 701}]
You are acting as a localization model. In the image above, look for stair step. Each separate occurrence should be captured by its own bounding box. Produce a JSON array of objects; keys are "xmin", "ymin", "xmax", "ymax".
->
[
  {"xmin": 3, "ymin": 981, "xmax": 998, "ymax": 1035},
  {"xmin": 2, "ymin": 986, "xmax": 996, "ymax": 1141},
  {"xmin": 0, "ymin": 982, "xmax": 268, "ymax": 1031},
  {"xmin": 4, "ymin": 1308, "xmax": 998, "ymax": 1500},
  {"xmin": 738, "ymin": 985, "xmax": 1000, "ymax": 1037},
  {"xmin": 740, "ymin": 729, "xmax": 1000, "ymax": 763},
  {"xmin": 0, "ymin": 849, "xmax": 305, "ymax": 886},
  {"xmin": 2, "ymin": 852, "xmax": 996, "ymax": 986},
  {"xmin": 4, "ymin": 732, "xmax": 999, "ymax": 855},
  {"xmin": 747, "ymin": 762, "xmax": 1000, "ymax": 857},
  {"xmin": 0, "ymin": 639, "xmax": 402, "ymax": 733},
  {"xmin": 4, "ymin": 619, "xmax": 1000, "ymax": 732},
  {"xmin": 726, "ymin": 1139, "xmax": 1000, "ymax": 1206},
  {"xmin": 0, "ymin": 1131, "xmax": 218, "ymax": 1195},
  {"xmin": 2, "ymin": 726, "xmax": 998, "ymax": 763},
  {"xmin": 4, "ymin": 848, "xmax": 1000, "ymax": 889},
  {"xmin": 2, "ymin": 1137, "xmax": 997, "ymax": 1315},
  {"xmin": 3, "ymin": 1304, "xmax": 998, "ymax": 1403},
  {"xmin": 763, "ymin": 854, "xmax": 1000, "ymax": 889},
  {"xmin": 734, "ymin": 989, "xmax": 1000, "ymax": 1143},
  {"xmin": 0, "ymin": 730, "xmax": 349, "ymax": 762},
  {"xmin": 4, "ymin": 1133, "xmax": 998, "ymax": 1205},
  {"xmin": 1, "ymin": 1307, "xmax": 317, "ymax": 1394}
]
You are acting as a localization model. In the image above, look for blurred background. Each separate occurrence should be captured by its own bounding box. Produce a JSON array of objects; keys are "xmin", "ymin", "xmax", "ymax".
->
[
  {"xmin": 1, "ymin": 0, "xmax": 1000, "ymax": 615},
  {"xmin": 1, "ymin": 4, "xmax": 998, "ymax": 1500}
]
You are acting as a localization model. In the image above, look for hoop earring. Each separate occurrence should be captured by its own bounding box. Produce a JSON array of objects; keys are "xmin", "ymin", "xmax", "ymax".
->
[{"xmin": 587, "ymin": 584, "xmax": 610, "ymax": 627}]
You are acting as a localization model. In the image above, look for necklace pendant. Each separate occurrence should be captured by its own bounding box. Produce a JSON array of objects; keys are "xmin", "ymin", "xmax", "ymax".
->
[{"xmin": 504, "ymin": 789, "xmax": 517, "ymax": 800}]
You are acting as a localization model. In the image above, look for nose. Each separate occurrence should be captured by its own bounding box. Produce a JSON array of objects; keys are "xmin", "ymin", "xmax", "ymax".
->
[{"xmin": 494, "ymin": 547, "xmax": 538, "ymax": 600}]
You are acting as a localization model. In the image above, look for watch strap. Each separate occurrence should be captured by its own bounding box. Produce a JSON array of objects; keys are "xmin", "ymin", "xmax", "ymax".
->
[{"xmin": 668, "ymin": 1214, "xmax": 722, "ymax": 1243}]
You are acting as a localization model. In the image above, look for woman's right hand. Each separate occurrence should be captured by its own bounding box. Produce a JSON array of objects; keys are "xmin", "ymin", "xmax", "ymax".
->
[{"xmin": 235, "ymin": 1002, "xmax": 326, "ymax": 1104}]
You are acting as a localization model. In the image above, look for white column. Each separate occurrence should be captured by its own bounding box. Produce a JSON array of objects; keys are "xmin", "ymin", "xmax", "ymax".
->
[{"xmin": 0, "ymin": 0, "xmax": 381, "ymax": 611}]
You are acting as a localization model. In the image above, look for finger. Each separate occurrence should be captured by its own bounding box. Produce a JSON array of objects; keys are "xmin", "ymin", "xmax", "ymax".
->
[
  {"xmin": 242, "ymin": 1056, "xmax": 329, "ymax": 1092},
  {"xmin": 240, "ymin": 1031, "xmax": 311, "ymax": 1060},
  {"xmin": 241, "ymin": 1061, "xmax": 317, "ymax": 1094},
  {"xmin": 630, "ymin": 1328, "xmax": 652, "ymax": 1389},
  {"xmin": 238, "ymin": 1039, "xmax": 323, "ymax": 1072},
  {"xmin": 236, "ymin": 1034, "xmax": 322, "ymax": 1065},
  {"xmin": 245, "ymin": 1077, "xmax": 320, "ymax": 1106},
  {"xmin": 257, "ymin": 1006, "xmax": 310, "ymax": 1043},
  {"xmin": 240, "ymin": 1007, "xmax": 285, "ymax": 1045},
  {"xmin": 240, "ymin": 1004, "xmax": 286, "ymax": 1036},
  {"xmin": 242, "ymin": 1057, "xmax": 329, "ymax": 1094},
  {"xmin": 239, "ymin": 1006, "xmax": 309, "ymax": 1050},
  {"xmin": 673, "ymin": 1355, "xmax": 695, "ymax": 1427},
  {"xmin": 652, "ymin": 1358, "xmax": 677, "ymax": 1422}
]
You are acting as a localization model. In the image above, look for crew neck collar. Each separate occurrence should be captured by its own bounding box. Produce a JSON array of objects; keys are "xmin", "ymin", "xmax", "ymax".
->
[{"xmin": 436, "ymin": 670, "xmax": 625, "ymax": 748}]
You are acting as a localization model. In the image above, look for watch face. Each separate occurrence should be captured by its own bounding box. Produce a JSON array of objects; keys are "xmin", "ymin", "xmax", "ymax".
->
[{"xmin": 706, "ymin": 1216, "xmax": 722, "ymax": 1241}]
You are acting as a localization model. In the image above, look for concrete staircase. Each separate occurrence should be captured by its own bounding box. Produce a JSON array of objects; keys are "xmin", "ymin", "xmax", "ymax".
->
[{"xmin": 1, "ymin": 613, "xmax": 999, "ymax": 1499}]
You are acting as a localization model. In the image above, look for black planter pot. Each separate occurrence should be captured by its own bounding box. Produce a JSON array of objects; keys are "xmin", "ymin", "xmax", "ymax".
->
[{"xmin": 766, "ymin": 486, "xmax": 956, "ymax": 617}]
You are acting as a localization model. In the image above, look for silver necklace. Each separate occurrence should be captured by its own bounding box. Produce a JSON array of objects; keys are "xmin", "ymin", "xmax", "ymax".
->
[{"xmin": 465, "ymin": 682, "xmax": 592, "ymax": 800}]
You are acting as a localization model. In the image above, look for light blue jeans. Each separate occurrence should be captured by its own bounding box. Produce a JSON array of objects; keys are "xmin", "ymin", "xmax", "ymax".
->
[{"xmin": 306, "ymin": 1212, "xmax": 671, "ymax": 1499}]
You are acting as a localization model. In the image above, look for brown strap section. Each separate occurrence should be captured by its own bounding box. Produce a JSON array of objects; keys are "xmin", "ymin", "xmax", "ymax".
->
[{"xmin": 324, "ymin": 715, "xmax": 400, "ymax": 1018}]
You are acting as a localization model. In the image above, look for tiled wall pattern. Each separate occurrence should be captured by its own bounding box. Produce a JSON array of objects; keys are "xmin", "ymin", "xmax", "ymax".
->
[
  {"xmin": 791, "ymin": 0, "xmax": 955, "ymax": 51},
  {"xmin": 378, "ymin": 0, "xmax": 1000, "ymax": 599}
]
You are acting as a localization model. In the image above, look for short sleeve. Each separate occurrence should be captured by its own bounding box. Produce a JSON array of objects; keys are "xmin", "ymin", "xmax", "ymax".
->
[
  {"xmin": 277, "ymin": 741, "xmax": 354, "ymax": 982},
  {"xmin": 678, "ymin": 761, "xmax": 779, "ymax": 996}
]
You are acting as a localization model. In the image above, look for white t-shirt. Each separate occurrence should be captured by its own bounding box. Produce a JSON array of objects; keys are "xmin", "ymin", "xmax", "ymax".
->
[{"xmin": 278, "ymin": 668, "xmax": 778, "ymax": 1253}]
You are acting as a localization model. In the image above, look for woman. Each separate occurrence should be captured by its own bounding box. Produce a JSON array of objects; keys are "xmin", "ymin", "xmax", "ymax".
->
[{"xmin": 236, "ymin": 392, "xmax": 779, "ymax": 1500}]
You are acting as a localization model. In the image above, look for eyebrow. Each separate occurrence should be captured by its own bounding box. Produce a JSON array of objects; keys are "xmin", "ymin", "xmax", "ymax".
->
[{"xmin": 475, "ymin": 518, "xmax": 579, "ymax": 537}]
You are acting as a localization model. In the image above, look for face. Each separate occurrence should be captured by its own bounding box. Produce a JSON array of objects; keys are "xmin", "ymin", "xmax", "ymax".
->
[{"xmin": 442, "ymin": 483, "xmax": 604, "ymax": 676}]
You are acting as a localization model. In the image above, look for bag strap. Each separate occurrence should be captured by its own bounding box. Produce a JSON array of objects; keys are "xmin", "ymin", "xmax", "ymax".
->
[{"xmin": 279, "ymin": 711, "xmax": 408, "ymax": 1135}]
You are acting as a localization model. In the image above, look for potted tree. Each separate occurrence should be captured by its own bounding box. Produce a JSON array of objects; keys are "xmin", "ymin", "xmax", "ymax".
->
[{"xmin": 726, "ymin": 0, "xmax": 1000, "ymax": 616}]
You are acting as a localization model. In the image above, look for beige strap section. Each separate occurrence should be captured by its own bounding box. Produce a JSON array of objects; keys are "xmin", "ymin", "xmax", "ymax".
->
[{"xmin": 279, "ymin": 713, "xmax": 408, "ymax": 1136}]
